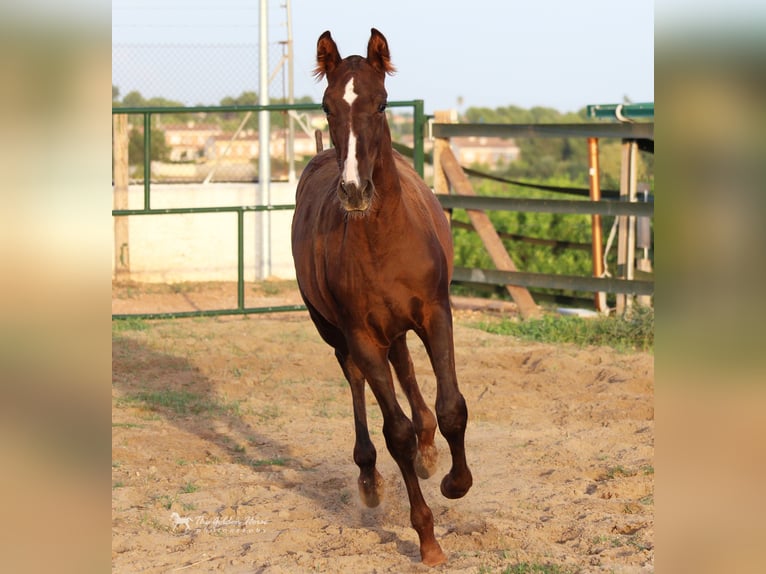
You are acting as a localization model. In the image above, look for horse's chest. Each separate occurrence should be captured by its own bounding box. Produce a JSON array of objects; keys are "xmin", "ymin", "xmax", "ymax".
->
[{"xmin": 326, "ymin": 255, "xmax": 436, "ymax": 333}]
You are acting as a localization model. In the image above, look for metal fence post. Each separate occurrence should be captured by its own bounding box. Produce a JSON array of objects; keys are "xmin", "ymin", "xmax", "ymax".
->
[
  {"xmin": 587, "ymin": 137, "xmax": 606, "ymax": 313},
  {"xmin": 412, "ymin": 99, "xmax": 425, "ymax": 178}
]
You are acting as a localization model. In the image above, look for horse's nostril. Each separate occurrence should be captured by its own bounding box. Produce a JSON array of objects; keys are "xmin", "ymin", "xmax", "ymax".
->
[
  {"xmin": 341, "ymin": 180, "xmax": 359, "ymax": 196},
  {"xmin": 337, "ymin": 179, "xmax": 371, "ymax": 212}
]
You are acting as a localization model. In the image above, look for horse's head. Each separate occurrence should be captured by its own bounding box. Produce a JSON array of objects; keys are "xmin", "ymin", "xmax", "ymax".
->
[{"xmin": 314, "ymin": 28, "xmax": 395, "ymax": 214}]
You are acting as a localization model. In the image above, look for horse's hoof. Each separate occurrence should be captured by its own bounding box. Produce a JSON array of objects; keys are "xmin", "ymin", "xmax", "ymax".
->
[
  {"xmin": 414, "ymin": 444, "xmax": 438, "ymax": 479},
  {"xmin": 440, "ymin": 469, "xmax": 472, "ymax": 499},
  {"xmin": 357, "ymin": 469, "xmax": 384, "ymax": 508},
  {"xmin": 420, "ymin": 543, "xmax": 447, "ymax": 567}
]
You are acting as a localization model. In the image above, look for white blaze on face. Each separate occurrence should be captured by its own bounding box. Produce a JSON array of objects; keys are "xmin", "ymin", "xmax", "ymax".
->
[{"xmin": 342, "ymin": 77, "xmax": 360, "ymax": 187}]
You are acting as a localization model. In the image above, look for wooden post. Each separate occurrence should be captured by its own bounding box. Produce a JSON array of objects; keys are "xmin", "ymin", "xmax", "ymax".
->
[
  {"xmin": 616, "ymin": 140, "xmax": 638, "ymax": 315},
  {"xmin": 440, "ymin": 146, "xmax": 540, "ymax": 319},
  {"xmin": 636, "ymin": 258, "xmax": 653, "ymax": 307},
  {"xmin": 433, "ymin": 110, "xmax": 453, "ymax": 195},
  {"xmin": 587, "ymin": 137, "xmax": 607, "ymax": 313},
  {"xmin": 433, "ymin": 110, "xmax": 454, "ymax": 225},
  {"xmin": 636, "ymin": 182, "xmax": 653, "ymax": 308},
  {"xmin": 626, "ymin": 141, "xmax": 638, "ymax": 311},
  {"xmin": 113, "ymin": 114, "xmax": 130, "ymax": 279}
]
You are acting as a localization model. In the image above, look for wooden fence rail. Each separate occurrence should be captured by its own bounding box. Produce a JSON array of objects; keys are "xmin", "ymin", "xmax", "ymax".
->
[{"xmin": 432, "ymin": 114, "xmax": 654, "ymax": 316}]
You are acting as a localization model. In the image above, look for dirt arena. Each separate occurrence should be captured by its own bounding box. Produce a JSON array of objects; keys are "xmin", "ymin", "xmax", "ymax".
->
[{"xmin": 112, "ymin": 282, "xmax": 654, "ymax": 573}]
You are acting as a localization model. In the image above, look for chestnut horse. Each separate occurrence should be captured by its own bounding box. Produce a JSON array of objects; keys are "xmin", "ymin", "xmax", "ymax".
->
[{"xmin": 291, "ymin": 29, "xmax": 472, "ymax": 566}]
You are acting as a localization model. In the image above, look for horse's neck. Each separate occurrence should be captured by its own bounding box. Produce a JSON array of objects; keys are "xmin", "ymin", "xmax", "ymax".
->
[{"xmin": 371, "ymin": 128, "xmax": 403, "ymax": 206}]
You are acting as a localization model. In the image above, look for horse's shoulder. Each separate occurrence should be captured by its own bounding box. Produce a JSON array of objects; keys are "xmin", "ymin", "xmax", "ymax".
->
[
  {"xmin": 296, "ymin": 149, "xmax": 338, "ymax": 203},
  {"xmin": 301, "ymin": 149, "xmax": 337, "ymax": 181}
]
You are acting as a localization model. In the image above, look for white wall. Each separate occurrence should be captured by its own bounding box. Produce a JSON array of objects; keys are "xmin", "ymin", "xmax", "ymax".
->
[{"xmin": 112, "ymin": 182, "xmax": 297, "ymax": 282}]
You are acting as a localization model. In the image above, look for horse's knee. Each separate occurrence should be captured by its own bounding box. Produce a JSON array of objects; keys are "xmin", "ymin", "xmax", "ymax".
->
[
  {"xmin": 436, "ymin": 393, "xmax": 468, "ymax": 438},
  {"xmin": 383, "ymin": 415, "xmax": 417, "ymax": 461}
]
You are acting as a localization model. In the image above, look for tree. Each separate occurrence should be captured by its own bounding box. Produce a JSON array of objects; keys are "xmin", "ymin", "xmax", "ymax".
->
[
  {"xmin": 121, "ymin": 90, "xmax": 146, "ymax": 107},
  {"xmin": 128, "ymin": 126, "xmax": 169, "ymax": 167}
]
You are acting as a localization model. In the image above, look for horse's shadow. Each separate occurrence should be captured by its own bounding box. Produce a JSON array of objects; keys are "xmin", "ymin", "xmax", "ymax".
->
[{"xmin": 112, "ymin": 328, "xmax": 422, "ymax": 559}]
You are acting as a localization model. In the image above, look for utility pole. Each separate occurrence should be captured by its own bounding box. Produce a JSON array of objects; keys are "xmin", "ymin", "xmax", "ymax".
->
[
  {"xmin": 285, "ymin": 0, "xmax": 296, "ymax": 182},
  {"xmin": 258, "ymin": 0, "xmax": 271, "ymax": 279}
]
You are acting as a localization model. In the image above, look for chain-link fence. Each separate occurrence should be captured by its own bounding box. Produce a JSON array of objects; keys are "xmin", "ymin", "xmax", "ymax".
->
[
  {"xmin": 113, "ymin": 36, "xmax": 420, "ymax": 184},
  {"xmin": 112, "ymin": 43, "xmax": 294, "ymax": 106},
  {"xmin": 113, "ymin": 105, "xmax": 329, "ymax": 184},
  {"xmin": 113, "ymin": 42, "xmax": 330, "ymax": 183}
]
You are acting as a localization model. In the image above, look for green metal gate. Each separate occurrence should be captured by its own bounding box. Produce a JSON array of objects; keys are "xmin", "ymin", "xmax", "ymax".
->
[{"xmin": 112, "ymin": 101, "xmax": 426, "ymax": 320}]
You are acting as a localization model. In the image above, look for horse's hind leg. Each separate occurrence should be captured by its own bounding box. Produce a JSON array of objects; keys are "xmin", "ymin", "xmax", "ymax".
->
[
  {"xmin": 336, "ymin": 350, "xmax": 383, "ymax": 507},
  {"xmin": 389, "ymin": 334, "xmax": 438, "ymax": 479}
]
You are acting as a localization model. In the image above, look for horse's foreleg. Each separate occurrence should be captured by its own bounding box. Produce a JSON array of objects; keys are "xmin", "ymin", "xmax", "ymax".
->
[
  {"xmin": 336, "ymin": 350, "xmax": 383, "ymax": 507},
  {"xmin": 389, "ymin": 335, "xmax": 438, "ymax": 479},
  {"xmin": 422, "ymin": 305, "xmax": 473, "ymax": 500},
  {"xmin": 353, "ymin": 339, "xmax": 446, "ymax": 567}
]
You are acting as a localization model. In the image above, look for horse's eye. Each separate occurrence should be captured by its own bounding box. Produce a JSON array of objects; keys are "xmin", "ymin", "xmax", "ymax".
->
[
  {"xmin": 322, "ymin": 103, "xmax": 330, "ymax": 115},
  {"xmin": 378, "ymin": 102, "xmax": 387, "ymax": 113}
]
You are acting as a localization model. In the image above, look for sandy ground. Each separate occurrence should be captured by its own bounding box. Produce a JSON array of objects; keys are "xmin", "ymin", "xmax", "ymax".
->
[{"xmin": 112, "ymin": 282, "xmax": 654, "ymax": 573}]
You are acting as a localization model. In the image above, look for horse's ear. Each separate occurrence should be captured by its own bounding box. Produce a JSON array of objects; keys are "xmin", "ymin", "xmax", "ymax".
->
[
  {"xmin": 315, "ymin": 31, "xmax": 342, "ymax": 81},
  {"xmin": 367, "ymin": 28, "xmax": 396, "ymax": 77}
]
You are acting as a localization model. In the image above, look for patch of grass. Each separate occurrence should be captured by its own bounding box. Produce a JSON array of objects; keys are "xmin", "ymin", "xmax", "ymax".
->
[
  {"xmin": 152, "ymin": 494, "xmax": 175, "ymax": 510},
  {"xmin": 112, "ymin": 317, "xmax": 150, "ymax": 333},
  {"xmin": 180, "ymin": 481, "xmax": 199, "ymax": 494},
  {"xmin": 167, "ymin": 282, "xmax": 207, "ymax": 295},
  {"xmin": 253, "ymin": 279, "xmax": 298, "ymax": 296},
  {"xmin": 255, "ymin": 404, "xmax": 281, "ymax": 422},
  {"xmin": 600, "ymin": 534, "xmax": 627, "ymax": 548},
  {"xmin": 501, "ymin": 563, "xmax": 578, "ymax": 574},
  {"xmin": 639, "ymin": 494, "xmax": 654, "ymax": 505},
  {"xmin": 476, "ymin": 307, "xmax": 653, "ymax": 352},
  {"xmin": 117, "ymin": 389, "xmax": 241, "ymax": 417},
  {"xmin": 315, "ymin": 398, "xmax": 334, "ymax": 419},
  {"xmin": 604, "ymin": 465, "xmax": 634, "ymax": 479},
  {"xmin": 626, "ymin": 533, "xmax": 652, "ymax": 552},
  {"xmin": 112, "ymin": 422, "xmax": 144, "ymax": 429},
  {"xmin": 246, "ymin": 457, "xmax": 289, "ymax": 468}
]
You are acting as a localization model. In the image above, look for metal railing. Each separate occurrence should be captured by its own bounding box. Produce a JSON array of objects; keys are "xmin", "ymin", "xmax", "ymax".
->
[
  {"xmin": 113, "ymin": 105, "xmax": 653, "ymax": 319},
  {"xmin": 112, "ymin": 101, "xmax": 426, "ymax": 320}
]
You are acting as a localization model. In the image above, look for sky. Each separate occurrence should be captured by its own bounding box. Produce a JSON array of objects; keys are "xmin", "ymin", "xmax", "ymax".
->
[{"xmin": 112, "ymin": 0, "xmax": 655, "ymax": 114}]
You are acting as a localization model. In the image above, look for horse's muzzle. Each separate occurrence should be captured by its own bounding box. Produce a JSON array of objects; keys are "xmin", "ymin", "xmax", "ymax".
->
[{"xmin": 338, "ymin": 179, "xmax": 373, "ymax": 212}]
